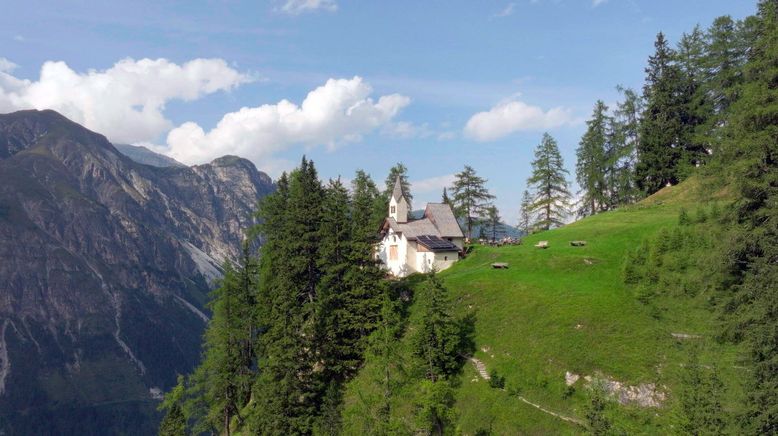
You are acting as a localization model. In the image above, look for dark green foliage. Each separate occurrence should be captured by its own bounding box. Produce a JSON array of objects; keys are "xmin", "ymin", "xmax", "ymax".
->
[
  {"xmin": 158, "ymin": 403, "xmax": 186, "ymax": 436},
  {"xmin": 450, "ymin": 165, "xmax": 495, "ymax": 239},
  {"xmin": 441, "ymin": 187, "xmax": 451, "ymax": 206},
  {"xmin": 485, "ymin": 205, "xmax": 502, "ymax": 242},
  {"xmin": 609, "ymin": 86, "xmax": 643, "ymax": 205},
  {"xmin": 384, "ymin": 162, "xmax": 413, "ymax": 208},
  {"xmin": 576, "ymin": 100, "xmax": 611, "ymax": 216},
  {"xmin": 412, "ymin": 273, "xmax": 464, "ymax": 382},
  {"xmin": 414, "ymin": 380, "xmax": 457, "ymax": 436},
  {"xmin": 488, "ymin": 370, "xmax": 505, "ymax": 389},
  {"xmin": 586, "ymin": 384, "xmax": 612, "ymax": 436},
  {"xmin": 678, "ymin": 347, "xmax": 726, "ymax": 435},
  {"xmin": 526, "ymin": 133, "xmax": 571, "ymax": 231}
]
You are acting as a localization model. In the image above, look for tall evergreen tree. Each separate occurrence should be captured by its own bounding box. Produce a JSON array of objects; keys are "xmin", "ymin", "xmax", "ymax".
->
[
  {"xmin": 450, "ymin": 165, "xmax": 495, "ymax": 239},
  {"xmin": 485, "ymin": 205, "xmax": 502, "ymax": 242},
  {"xmin": 518, "ymin": 189, "xmax": 534, "ymax": 235},
  {"xmin": 250, "ymin": 157, "xmax": 325, "ymax": 433},
  {"xmin": 609, "ymin": 86, "xmax": 643, "ymax": 205},
  {"xmin": 718, "ymin": 2, "xmax": 778, "ymax": 433},
  {"xmin": 576, "ymin": 100, "xmax": 611, "ymax": 217},
  {"xmin": 678, "ymin": 347, "xmax": 726, "ymax": 435},
  {"xmin": 441, "ymin": 187, "xmax": 451, "ymax": 206},
  {"xmin": 526, "ymin": 133, "xmax": 571, "ymax": 231},
  {"xmin": 384, "ymin": 163, "xmax": 413, "ymax": 208},
  {"xmin": 412, "ymin": 273, "xmax": 463, "ymax": 382},
  {"xmin": 637, "ymin": 33, "xmax": 683, "ymax": 194}
]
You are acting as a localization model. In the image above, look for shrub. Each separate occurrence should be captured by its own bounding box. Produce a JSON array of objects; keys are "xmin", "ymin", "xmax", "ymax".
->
[{"xmin": 489, "ymin": 370, "xmax": 505, "ymax": 389}]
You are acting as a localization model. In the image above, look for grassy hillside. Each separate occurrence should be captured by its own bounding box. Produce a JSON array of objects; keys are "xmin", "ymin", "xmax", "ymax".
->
[{"xmin": 343, "ymin": 178, "xmax": 746, "ymax": 434}]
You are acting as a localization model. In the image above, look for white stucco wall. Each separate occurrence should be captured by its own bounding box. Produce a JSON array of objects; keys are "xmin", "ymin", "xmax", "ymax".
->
[{"xmin": 377, "ymin": 229, "xmax": 413, "ymax": 277}]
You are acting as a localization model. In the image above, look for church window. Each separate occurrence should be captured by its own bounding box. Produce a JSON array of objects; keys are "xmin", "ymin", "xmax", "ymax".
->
[
  {"xmin": 389, "ymin": 245, "xmax": 398, "ymax": 261},
  {"xmin": 391, "ymin": 206, "xmax": 396, "ymax": 214}
]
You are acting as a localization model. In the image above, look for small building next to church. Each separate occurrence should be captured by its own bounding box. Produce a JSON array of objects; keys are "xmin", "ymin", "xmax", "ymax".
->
[{"xmin": 377, "ymin": 177, "xmax": 465, "ymax": 277}]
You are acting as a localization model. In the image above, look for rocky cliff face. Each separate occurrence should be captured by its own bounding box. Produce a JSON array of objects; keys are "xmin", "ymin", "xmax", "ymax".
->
[{"xmin": 0, "ymin": 110, "xmax": 273, "ymax": 435}]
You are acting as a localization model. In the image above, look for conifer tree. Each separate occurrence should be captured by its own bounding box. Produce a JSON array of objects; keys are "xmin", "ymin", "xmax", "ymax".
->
[
  {"xmin": 518, "ymin": 189, "xmax": 534, "ymax": 235},
  {"xmin": 485, "ymin": 205, "xmax": 502, "ymax": 242},
  {"xmin": 526, "ymin": 133, "xmax": 571, "ymax": 231},
  {"xmin": 384, "ymin": 163, "xmax": 413, "ymax": 208},
  {"xmin": 158, "ymin": 376, "xmax": 187, "ymax": 436},
  {"xmin": 412, "ymin": 273, "xmax": 463, "ymax": 382},
  {"xmin": 441, "ymin": 187, "xmax": 451, "ymax": 206},
  {"xmin": 609, "ymin": 86, "xmax": 642, "ymax": 205},
  {"xmin": 719, "ymin": 2, "xmax": 778, "ymax": 433},
  {"xmin": 576, "ymin": 100, "xmax": 611, "ymax": 216},
  {"xmin": 450, "ymin": 165, "xmax": 495, "ymax": 239},
  {"xmin": 636, "ymin": 32, "xmax": 692, "ymax": 193},
  {"xmin": 678, "ymin": 347, "xmax": 726, "ymax": 435}
]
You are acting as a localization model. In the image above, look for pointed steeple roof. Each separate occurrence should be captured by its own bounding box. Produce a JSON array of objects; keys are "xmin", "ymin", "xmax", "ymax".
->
[{"xmin": 392, "ymin": 175, "xmax": 405, "ymax": 201}]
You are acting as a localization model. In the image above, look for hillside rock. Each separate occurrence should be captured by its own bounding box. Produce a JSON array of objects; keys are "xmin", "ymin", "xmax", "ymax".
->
[{"xmin": 0, "ymin": 110, "xmax": 273, "ymax": 434}]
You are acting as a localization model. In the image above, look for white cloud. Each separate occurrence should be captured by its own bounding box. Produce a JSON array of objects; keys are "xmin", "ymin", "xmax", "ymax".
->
[
  {"xmin": 279, "ymin": 0, "xmax": 337, "ymax": 15},
  {"xmin": 495, "ymin": 3, "xmax": 516, "ymax": 17},
  {"xmin": 0, "ymin": 58, "xmax": 17, "ymax": 73},
  {"xmin": 163, "ymin": 76, "xmax": 410, "ymax": 165},
  {"xmin": 412, "ymin": 174, "xmax": 456, "ymax": 194},
  {"xmin": 0, "ymin": 57, "xmax": 251, "ymax": 144},
  {"xmin": 12, "ymin": 35, "xmax": 25, "ymax": 42},
  {"xmin": 592, "ymin": 0, "xmax": 608, "ymax": 6},
  {"xmin": 464, "ymin": 98, "xmax": 575, "ymax": 142}
]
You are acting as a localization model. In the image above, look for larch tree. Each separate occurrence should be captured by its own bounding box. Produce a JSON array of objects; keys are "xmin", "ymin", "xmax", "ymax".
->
[
  {"xmin": 526, "ymin": 133, "xmax": 571, "ymax": 231},
  {"xmin": 609, "ymin": 86, "xmax": 643, "ymax": 205},
  {"xmin": 485, "ymin": 205, "xmax": 502, "ymax": 242},
  {"xmin": 450, "ymin": 165, "xmax": 495, "ymax": 239},
  {"xmin": 576, "ymin": 100, "xmax": 611, "ymax": 217},
  {"xmin": 518, "ymin": 189, "xmax": 534, "ymax": 235}
]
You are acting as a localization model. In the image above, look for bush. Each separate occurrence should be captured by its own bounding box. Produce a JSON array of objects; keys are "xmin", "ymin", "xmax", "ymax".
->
[
  {"xmin": 488, "ymin": 370, "xmax": 505, "ymax": 389},
  {"xmin": 695, "ymin": 205, "xmax": 708, "ymax": 223},
  {"xmin": 679, "ymin": 208, "xmax": 691, "ymax": 225},
  {"xmin": 562, "ymin": 385, "xmax": 575, "ymax": 400}
]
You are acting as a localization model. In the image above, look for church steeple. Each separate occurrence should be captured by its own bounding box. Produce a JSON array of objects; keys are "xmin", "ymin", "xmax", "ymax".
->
[{"xmin": 389, "ymin": 176, "xmax": 409, "ymax": 223}]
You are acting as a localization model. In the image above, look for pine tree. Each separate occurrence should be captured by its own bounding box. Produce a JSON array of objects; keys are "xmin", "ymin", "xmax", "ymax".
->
[
  {"xmin": 384, "ymin": 163, "xmax": 413, "ymax": 208},
  {"xmin": 450, "ymin": 165, "xmax": 495, "ymax": 239},
  {"xmin": 526, "ymin": 133, "xmax": 571, "ymax": 231},
  {"xmin": 576, "ymin": 100, "xmax": 611, "ymax": 217}
]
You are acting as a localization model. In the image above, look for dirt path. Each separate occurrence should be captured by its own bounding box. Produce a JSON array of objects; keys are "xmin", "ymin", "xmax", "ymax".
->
[{"xmin": 469, "ymin": 356, "xmax": 585, "ymax": 427}]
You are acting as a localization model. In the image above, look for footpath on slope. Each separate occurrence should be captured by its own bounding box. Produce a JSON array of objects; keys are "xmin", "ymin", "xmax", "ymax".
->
[{"xmin": 469, "ymin": 357, "xmax": 585, "ymax": 427}]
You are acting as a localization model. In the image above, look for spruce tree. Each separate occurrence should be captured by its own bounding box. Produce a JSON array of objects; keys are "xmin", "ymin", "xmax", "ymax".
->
[
  {"xmin": 636, "ymin": 32, "xmax": 687, "ymax": 194},
  {"xmin": 441, "ymin": 187, "xmax": 451, "ymax": 206},
  {"xmin": 678, "ymin": 347, "xmax": 726, "ymax": 435},
  {"xmin": 412, "ymin": 273, "xmax": 463, "ymax": 382},
  {"xmin": 384, "ymin": 163, "xmax": 413, "ymax": 208},
  {"xmin": 450, "ymin": 165, "xmax": 495, "ymax": 239},
  {"xmin": 576, "ymin": 100, "xmax": 611, "ymax": 216},
  {"xmin": 526, "ymin": 133, "xmax": 571, "ymax": 231}
]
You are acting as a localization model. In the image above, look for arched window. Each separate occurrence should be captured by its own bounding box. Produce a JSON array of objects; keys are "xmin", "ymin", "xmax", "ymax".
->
[{"xmin": 390, "ymin": 206, "xmax": 396, "ymax": 214}]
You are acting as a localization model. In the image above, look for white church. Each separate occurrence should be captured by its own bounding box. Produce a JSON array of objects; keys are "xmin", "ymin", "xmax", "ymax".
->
[{"xmin": 377, "ymin": 177, "xmax": 465, "ymax": 277}]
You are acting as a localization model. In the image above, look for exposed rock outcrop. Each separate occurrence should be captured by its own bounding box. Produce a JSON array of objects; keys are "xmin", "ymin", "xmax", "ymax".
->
[{"xmin": 0, "ymin": 110, "xmax": 274, "ymax": 434}]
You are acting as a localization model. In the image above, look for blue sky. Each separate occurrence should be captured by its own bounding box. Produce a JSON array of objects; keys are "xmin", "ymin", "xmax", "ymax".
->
[{"xmin": 0, "ymin": 0, "xmax": 756, "ymax": 222}]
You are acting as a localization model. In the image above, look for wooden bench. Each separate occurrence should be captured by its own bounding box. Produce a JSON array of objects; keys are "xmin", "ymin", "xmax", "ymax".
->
[
  {"xmin": 534, "ymin": 241, "xmax": 549, "ymax": 249},
  {"xmin": 570, "ymin": 241, "xmax": 587, "ymax": 247},
  {"xmin": 491, "ymin": 262, "xmax": 509, "ymax": 269}
]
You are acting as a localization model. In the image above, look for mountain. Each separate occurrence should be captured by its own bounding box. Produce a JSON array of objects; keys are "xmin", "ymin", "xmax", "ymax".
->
[
  {"xmin": 113, "ymin": 143, "xmax": 186, "ymax": 168},
  {"xmin": 0, "ymin": 110, "xmax": 274, "ymax": 435}
]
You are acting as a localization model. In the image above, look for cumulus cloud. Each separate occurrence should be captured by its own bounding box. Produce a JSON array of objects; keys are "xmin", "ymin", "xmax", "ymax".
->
[
  {"xmin": 163, "ymin": 76, "xmax": 410, "ymax": 165},
  {"xmin": 279, "ymin": 0, "xmax": 337, "ymax": 15},
  {"xmin": 464, "ymin": 98, "xmax": 575, "ymax": 142},
  {"xmin": 0, "ymin": 57, "xmax": 251, "ymax": 144}
]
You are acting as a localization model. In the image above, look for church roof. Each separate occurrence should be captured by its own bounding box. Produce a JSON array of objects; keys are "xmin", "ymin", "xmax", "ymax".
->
[
  {"xmin": 391, "ymin": 175, "xmax": 404, "ymax": 202},
  {"xmin": 382, "ymin": 202, "xmax": 464, "ymax": 240}
]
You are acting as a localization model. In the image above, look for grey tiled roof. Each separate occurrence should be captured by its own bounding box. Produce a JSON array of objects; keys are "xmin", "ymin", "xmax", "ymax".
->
[
  {"xmin": 392, "ymin": 176, "xmax": 404, "ymax": 201},
  {"xmin": 424, "ymin": 203, "xmax": 464, "ymax": 238}
]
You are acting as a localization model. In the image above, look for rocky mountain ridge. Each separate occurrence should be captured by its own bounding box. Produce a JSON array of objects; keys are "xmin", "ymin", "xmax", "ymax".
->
[{"xmin": 0, "ymin": 110, "xmax": 273, "ymax": 434}]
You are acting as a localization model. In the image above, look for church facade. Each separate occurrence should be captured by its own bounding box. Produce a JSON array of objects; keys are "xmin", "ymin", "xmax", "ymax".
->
[{"xmin": 377, "ymin": 177, "xmax": 465, "ymax": 277}]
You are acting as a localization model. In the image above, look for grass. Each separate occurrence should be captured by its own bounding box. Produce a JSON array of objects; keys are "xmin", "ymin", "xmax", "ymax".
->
[{"xmin": 343, "ymin": 177, "xmax": 747, "ymax": 434}]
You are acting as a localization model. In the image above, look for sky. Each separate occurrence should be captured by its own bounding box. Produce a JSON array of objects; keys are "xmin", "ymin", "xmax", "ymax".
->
[{"xmin": 0, "ymin": 0, "xmax": 756, "ymax": 223}]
